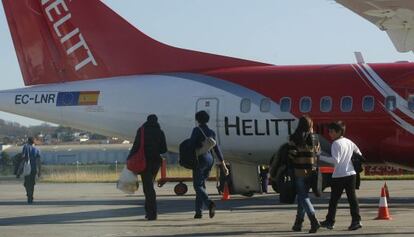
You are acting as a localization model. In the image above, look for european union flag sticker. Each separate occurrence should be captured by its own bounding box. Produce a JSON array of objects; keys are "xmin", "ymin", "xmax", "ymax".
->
[{"xmin": 57, "ymin": 91, "xmax": 99, "ymax": 106}]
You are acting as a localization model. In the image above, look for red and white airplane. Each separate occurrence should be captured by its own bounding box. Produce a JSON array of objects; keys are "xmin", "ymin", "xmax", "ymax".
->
[{"xmin": 0, "ymin": 0, "xmax": 413, "ymax": 194}]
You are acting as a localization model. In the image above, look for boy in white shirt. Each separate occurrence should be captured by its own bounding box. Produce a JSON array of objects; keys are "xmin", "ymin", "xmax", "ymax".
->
[{"xmin": 319, "ymin": 121, "xmax": 362, "ymax": 231}]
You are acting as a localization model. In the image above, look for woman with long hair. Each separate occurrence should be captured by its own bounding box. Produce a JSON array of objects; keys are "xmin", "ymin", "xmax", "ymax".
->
[{"xmin": 288, "ymin": 115, "xmax": 320, "ymax": 233}]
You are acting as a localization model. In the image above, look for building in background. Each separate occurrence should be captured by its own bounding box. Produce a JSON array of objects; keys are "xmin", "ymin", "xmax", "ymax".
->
[{"xmin": 2, "ymin": 144, "xmax": 177, "ymax": 165}]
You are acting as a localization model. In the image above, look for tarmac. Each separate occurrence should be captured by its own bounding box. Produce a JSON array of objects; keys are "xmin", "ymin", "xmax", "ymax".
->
[{"xmin": 0, "ymin": 179, "xmax": 414, "ymax": 237}]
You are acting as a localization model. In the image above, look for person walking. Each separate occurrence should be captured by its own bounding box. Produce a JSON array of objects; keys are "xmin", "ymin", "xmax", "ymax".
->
[
  {"xmin": 22, "ymin": 137, "xmax": 41, "ymax": 204},
  {"xmin": 288, "ymin": 115, "xmax": 320, "ymax": 233},
  {"xmin": 190, "ymin": 110, "xmax": 229, "ymax": 219},
  {"xmin": 319, "ymin": 121, "xmax": 362, "ymax": 231},
  {"xmin": 259, "ymin": 165, "xmax": 269, "ymax": 193},
  {"xmin": 128, "ymin": 114, "xmax": 167, "ymax": 220}
]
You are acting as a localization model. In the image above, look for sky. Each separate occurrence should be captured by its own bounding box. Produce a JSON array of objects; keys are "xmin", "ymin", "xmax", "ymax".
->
[{"xmin": 0, "ymin": 0, "xmax": 413, "ymax": 126}]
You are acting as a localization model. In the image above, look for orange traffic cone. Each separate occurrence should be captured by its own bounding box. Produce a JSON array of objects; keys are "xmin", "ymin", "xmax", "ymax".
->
[
  {"xmin": 221, "ymin": 182, "xmax": 230, "ymax": 201},
  {"xmin": 384, "ymin": 182, "xmax": 390, "ymax": 200},
  {"xmin": 375, "ymin": 187, "xmax": 392, "ymax": 220}
]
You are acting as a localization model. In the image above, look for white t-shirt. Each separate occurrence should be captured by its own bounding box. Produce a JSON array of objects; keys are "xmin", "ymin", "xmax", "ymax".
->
[{"xmin": 320, "ymin": 137, "xmax": 362, "ymax": 178}]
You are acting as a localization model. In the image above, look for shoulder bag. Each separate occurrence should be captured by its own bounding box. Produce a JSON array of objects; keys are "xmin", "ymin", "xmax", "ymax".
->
[
  {"xmin": 196, "ymin": 127, "xmax": 216, "ymax": 156},
  {"xmin": 127, "ymin": 127, "xmax": 147, "ymax": 174}
]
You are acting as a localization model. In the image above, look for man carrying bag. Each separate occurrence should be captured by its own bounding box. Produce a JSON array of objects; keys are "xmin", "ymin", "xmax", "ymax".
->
[
  {"xmin": 21, "ymin": 137, "xmax": 41, "ymax": 204},
  {"xmin": 127, "ymin": 114, "xmax": 167, "ymax": 220}
]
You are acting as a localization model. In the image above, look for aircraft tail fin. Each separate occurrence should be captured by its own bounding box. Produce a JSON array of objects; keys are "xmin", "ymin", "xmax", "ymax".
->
[{"xmin": 2, "ymin": 0, "xmax": 265, "ymax": 85}]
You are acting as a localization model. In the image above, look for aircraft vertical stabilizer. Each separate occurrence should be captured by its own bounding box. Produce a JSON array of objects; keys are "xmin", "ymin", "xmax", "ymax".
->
[{"xmin": 2, "ymin": 0, "xmax": 266, "ymax": 86}]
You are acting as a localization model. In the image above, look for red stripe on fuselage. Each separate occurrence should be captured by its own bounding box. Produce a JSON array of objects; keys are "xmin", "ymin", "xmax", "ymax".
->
[
  {"xmin": 204, "ymin": 63, "xmax": 414, "ymax": 166},
  {"xmin": 355, "ymin": 64, "xmax": 414, "ymax": 128}
]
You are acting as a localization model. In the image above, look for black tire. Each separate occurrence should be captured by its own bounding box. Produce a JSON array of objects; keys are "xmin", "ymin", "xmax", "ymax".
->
[
  {"xmin": 271, "ymin": 165, "xmax": 286, "ymax": 193},
  {"xmin": 271, "ymin": 180, "xmax": 279, "ymax": 193},
  {"xmin": 241, "ymin": 192, "xmax": 254, "ymax": 197},
  {"xmin": 322, "ymin": 173, "xmax": 332, "ymax": 191},
  {"xmin": 174, "ymin": 182, "xmax": 188, "ymax": 196}
]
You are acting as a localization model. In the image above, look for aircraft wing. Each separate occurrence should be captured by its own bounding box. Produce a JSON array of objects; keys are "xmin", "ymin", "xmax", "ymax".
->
[{"xmin": 337, "ymin": 0, "xmax": 414, "ymax": 52}]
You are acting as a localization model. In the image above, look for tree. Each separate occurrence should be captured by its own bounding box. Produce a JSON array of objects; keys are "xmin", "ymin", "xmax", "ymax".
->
[{"xmin": 0, "ymin": 151, "xmax": 12, "ymax": 168}]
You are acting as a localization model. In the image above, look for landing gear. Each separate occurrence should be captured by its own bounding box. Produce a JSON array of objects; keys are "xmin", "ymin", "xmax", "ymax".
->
[
  {"xmin": 174, "ymin": 182, "xmax": 188, "ymax": 196},
  {"xmin": 271, "ymin": 180, "xmax": 279, "ymax": 193},
  {"xmin": 241, "ymin": 192, "xmax": 254, "ymax": 197}
]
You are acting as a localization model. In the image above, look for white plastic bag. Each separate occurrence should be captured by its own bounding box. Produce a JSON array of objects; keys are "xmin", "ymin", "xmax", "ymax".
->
[
  {"xmin": 116, "ymin": 167, "xmax": 139, "ymax": 194},
  {"xmin": 22, "ymin": 159, "xmax": 31, "ymax": 177}
]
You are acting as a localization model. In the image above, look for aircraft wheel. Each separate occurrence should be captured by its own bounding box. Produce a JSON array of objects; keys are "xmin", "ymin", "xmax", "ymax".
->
[
  {"xmin": 174, "ymin": 182, "xmax": 188, "ymax": 196},
  {"xmin": 241, "ymin": 192, "xmax": 254, "ymax": 197},
  {"xmin": 322, "ymin": 173, "xmax": 332, "ymax": 191},
  {"xmin": 271, "ymin": 180, "xmax": 279, "ymax": 193}
]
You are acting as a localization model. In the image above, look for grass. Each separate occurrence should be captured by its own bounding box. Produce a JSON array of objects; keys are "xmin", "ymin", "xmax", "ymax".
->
[
  {"xmin": 360, "ymin": 174, "xmax": 414, "ymax": 181},
  {"xmin": 39, "ymin": 164, "xmax": 205, "ymax": 183},
  {"xmin": 2, "ymin": 164, "xmax": 413, "ymax": 183}
]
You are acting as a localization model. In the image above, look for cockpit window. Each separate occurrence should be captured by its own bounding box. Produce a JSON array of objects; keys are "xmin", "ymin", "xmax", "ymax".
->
[{"xmin": 385, "ymin": 96, "xmax": 397, "ymax": 111}]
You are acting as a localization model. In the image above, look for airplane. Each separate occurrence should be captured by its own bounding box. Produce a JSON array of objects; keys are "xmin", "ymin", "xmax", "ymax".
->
[{"xmin": 0, "ymin": 0, "xmax": 413, "ymax": 195}]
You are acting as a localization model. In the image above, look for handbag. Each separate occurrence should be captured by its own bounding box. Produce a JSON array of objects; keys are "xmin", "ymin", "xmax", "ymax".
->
[
  {"xmin": 127, "ymin": 127, "xmax": 147, "ymax": 174},
  {"xmin": 196, "ymin": 127, "xmax": 216, "ymax": 156},
  {"xmin": 21, "ymin": 146, "xmax": 32, "ymax": 177},
  {"xmin": 22, "ymin": 159, "xmax": 31, "ymax": 177}
]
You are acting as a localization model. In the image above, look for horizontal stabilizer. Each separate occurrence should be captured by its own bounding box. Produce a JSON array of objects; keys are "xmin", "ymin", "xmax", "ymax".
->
[{"xmin": 337, "ymin": 0, "xmax": 414, "ymax": 52}]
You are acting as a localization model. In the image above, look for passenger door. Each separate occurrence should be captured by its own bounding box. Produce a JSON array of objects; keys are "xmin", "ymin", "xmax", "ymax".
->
[{"xmin": 196, "ymin": 98, "xmax": 220, "ymax": 143}]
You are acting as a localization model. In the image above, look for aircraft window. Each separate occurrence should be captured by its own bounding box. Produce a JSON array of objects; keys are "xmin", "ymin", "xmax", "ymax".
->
[
  {"xmin": 300, "ymin": 97, "xmax": 312, "ymax": 113},
  {"xmin": 341, "ymin": 96, "xmax": 353, "ymax": 112},
  {"xmin": 260, "ymin": 98, "xmax": 271, "ymax": 112},
  {"xmin": 240, "ymin": 98, "xmax": 251, "ymax": 113},
  {"xmin": 362, "ymin": 96, "xmax": 375, "ymax": 112},
  {"xmin": 385, "ymin": 96, "xmax": 396, "ymax": 111},
  {"xmin": 409, "ymin": 95, "xmax": 414, "ymax": 112},
  {"xmin": 280, "ymin": 97, "xmax": 291, "ymax": 112},
  {"xmin": 320, "ymin": 96, "xmax": 332, "ymax": 112}
]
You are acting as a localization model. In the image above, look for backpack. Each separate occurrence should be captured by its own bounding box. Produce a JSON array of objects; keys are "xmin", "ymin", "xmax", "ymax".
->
[
  {"xmin": 179, "ymin": 139, "xmax": 197, "ymax": 169},
  {"xmin": 269, "ymin": 143, "xmax": 290, "ymax": 182}
]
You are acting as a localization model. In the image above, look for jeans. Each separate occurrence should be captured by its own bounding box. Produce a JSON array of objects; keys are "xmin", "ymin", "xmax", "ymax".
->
[
  {"xmin": 24, "ymin": 170, "xmax": 37, "ymax": 199},
  {"xmin": 326, "ymin": 175, "xmax": 361, "ymax": 224},
  {"xmin": 192, "ymin": 154, "xmax": 214, "ymax": 215},
  {"xmin": 295, "ymin": 175, "xmax": 316, "ymax": 219}
]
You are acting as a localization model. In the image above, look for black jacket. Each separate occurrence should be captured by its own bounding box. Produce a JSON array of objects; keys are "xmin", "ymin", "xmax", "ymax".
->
[{"xmin": 128, "ymin": 121, "xmax": 167, "ymax": 166}]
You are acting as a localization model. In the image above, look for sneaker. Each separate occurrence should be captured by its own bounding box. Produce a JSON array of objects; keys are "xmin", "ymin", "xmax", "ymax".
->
[
  {"xmin": 208, "ymin": 201, "xmax": 216, "ymax": 218},
  {"xmin": 320, "ymin": 220, "xmax": 334, "ymax": 230},
  {"xmin": 194, "ymin": 213, "xmax": 202, "ymax": 219},
  {"xmin": 145, "ymin": 214, "xmax": 157, "ymax": 221},
  {"xmin": 146, "ymin": 216, "xmax": 157, "ymax": 221},
  {"xmin": 348, "ymin": 222, "xmax": 362, "ymax": 231}
]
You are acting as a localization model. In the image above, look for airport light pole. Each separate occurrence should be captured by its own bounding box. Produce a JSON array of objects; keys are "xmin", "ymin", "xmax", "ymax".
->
[{"xmin": 115, "ymin": 160, "xmax": 118, "ymax": 176}]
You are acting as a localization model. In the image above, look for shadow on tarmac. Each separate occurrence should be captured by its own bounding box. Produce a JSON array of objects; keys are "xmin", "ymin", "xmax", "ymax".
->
[{"xmin": 0, "ymin": 195, "xmax": 413, "ymax": 227}]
